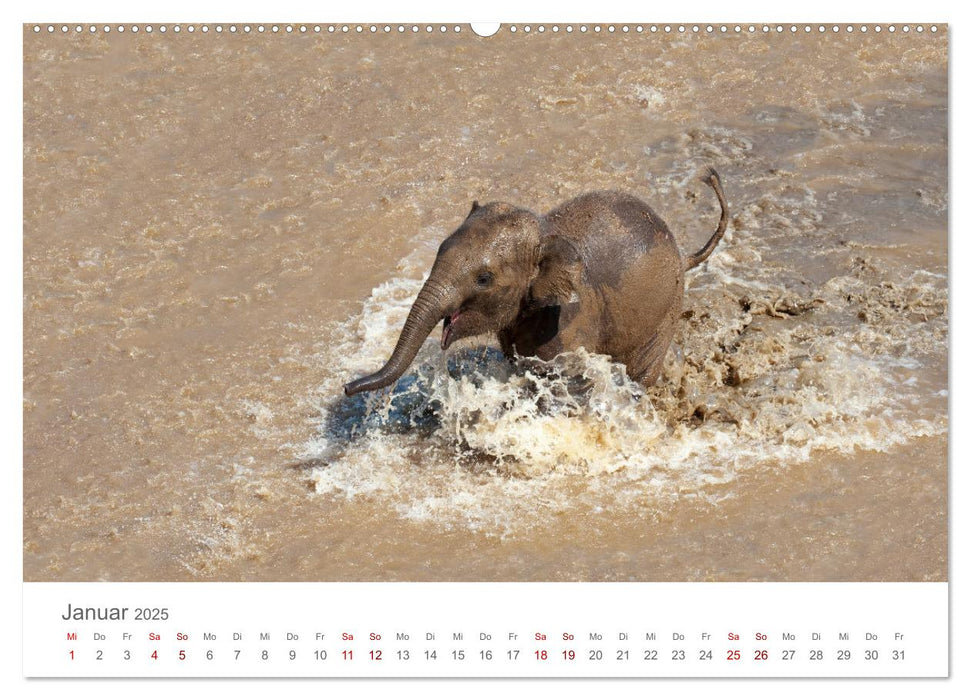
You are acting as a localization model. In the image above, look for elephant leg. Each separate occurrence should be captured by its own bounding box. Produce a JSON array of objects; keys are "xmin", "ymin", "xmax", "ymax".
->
[
  {"xmin": 497, "ymin": 328, "xmax": 517, "ymax": 359},
  {"xmin": 623, "ymin": 309, "xmax": 679, "ymax": 386},
  {"xmin": 501, "ymin": 305, "xmax": 565, "ymax": 359}
]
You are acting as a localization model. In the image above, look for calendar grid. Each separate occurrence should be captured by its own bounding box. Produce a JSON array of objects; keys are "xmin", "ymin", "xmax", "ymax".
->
[{"xmin": 24, "ymin": 582, "xmax": 948, "ymax": 678}]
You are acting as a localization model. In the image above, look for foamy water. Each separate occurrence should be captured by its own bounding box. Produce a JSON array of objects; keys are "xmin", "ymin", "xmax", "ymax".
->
[{"xmin": 301, "ymin": 230, "xmax": 947, "ymax": 534}]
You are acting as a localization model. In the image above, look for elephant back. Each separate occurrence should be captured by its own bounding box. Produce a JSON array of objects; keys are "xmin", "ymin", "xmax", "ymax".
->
[{"xmin": 543, "ymin": 190, "xmax": 682, "ymax": 289}]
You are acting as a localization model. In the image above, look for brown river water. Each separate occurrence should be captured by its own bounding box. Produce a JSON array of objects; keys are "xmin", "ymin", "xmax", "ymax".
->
[{"xmin": 23, "ymin": 25, "xmax": 947, "ymax": 581}]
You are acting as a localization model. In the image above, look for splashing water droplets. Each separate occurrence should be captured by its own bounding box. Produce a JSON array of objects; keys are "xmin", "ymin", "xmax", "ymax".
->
[{"xmin": 299, "ymin": 249, "xmax": 944, "ymax": 535}]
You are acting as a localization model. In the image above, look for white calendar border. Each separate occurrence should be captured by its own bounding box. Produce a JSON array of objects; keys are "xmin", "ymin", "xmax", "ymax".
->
[{"xmin": 7, "ymin": 0, "xmax": 964, "ymax": 695}]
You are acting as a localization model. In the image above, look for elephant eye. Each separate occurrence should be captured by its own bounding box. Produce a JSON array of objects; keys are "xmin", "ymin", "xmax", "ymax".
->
[{"xmin": 475, "ymin": 270, "xmax": 494, "ymax": 287}]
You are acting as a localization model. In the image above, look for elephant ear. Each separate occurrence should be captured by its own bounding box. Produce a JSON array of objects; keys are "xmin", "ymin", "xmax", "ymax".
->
[{"xmin": 529, "ymin": 235, "xmax": 582, "ymax": 307}]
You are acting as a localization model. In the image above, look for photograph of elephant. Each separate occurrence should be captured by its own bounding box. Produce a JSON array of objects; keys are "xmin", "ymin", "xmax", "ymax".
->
[{"xmin": 24, "ymin": 25, "xmax": 947, "ymax": 582}]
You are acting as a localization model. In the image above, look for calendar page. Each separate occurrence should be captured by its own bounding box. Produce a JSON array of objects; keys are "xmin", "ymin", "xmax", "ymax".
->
[{"xmin": 20, "ymin": 6, "xmax": 952, "ymax": 687}]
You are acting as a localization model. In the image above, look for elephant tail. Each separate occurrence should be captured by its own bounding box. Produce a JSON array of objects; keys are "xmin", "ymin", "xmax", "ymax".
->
[{"xmin": 684, "ymin": 167, "xmax": 729, "ymax": 271}]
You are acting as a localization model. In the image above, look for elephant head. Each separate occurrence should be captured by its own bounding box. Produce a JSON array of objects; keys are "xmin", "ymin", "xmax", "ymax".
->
[{"xmin": 343, "ymin": 201, "xmax": 581, "ymax": 396}]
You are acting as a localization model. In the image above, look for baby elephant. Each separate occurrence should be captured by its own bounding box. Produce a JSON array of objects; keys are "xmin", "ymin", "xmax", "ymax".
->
[{"xmin": 344, "ymin": 168, "xmax": 729, "ymax": 396}]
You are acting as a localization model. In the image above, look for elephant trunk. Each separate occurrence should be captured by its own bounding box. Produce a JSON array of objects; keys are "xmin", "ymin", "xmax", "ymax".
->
[{"xmin": 344, "ymin": 275, "xmax": 454, "ymax": 396}]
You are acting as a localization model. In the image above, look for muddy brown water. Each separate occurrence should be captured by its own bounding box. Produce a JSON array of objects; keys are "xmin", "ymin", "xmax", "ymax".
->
[{"xmin": 23, "ymin": 26, "xmax": 947, "ymax": 581}]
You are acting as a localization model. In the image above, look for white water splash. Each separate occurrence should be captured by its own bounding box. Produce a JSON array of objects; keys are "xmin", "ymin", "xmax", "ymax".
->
[{"xmin": 297, "ymin": 250, "xmax": 946, "ymax": 535}]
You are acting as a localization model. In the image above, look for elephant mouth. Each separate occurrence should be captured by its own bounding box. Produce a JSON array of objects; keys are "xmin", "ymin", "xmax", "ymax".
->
[{"xmin": 441, "ymin": 309, "xmax": 464, "ymax": 350}]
